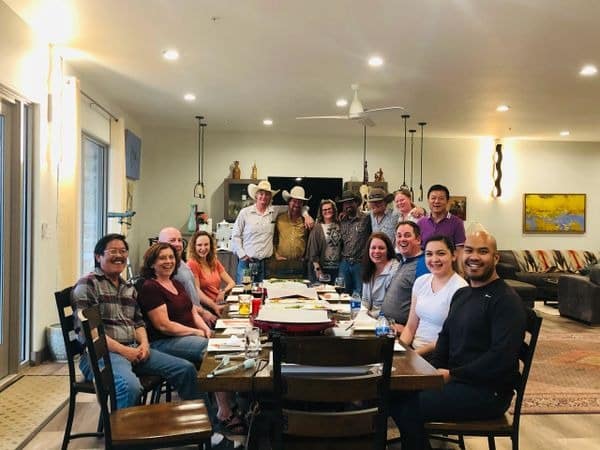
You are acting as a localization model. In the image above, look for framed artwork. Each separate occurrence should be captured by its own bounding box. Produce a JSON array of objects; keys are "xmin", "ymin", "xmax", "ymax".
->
[
  {"xmin": 449, "ymin": 196, "xmax": 467, "ymax": 220},
  {"xmin": 522, "ymin": 193, "xmax": 586, "ymax": 234},
  {"xmin": 125, "ymin": 129, "xmax": 141, "ymax": 180}
]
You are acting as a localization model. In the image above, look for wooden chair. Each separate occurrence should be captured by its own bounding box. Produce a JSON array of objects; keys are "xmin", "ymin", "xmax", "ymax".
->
[
  {"xmin": 80, "ymin": 305, "xmax": 213, "ymax": 449},
  {"xmin": 272, "ymin": 335, "xmax": 395, "ymax": 450},
  {"xmin": 55, "ymin": 288, "xmax": 168, "ymax": 449},
  {"xmin": 424, "ymin": 308, "xmax": 543, "ymax": 450}
]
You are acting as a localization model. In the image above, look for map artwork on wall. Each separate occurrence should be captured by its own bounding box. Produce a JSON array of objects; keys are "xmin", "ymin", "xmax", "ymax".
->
[{"xmin": 523, "ymin": 193, "xmax": 586, "ymax": 234}]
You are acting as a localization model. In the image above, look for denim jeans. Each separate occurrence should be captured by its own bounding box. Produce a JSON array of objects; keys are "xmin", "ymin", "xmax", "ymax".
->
[
  {"xmin": 80, "ymin": 345, "xmax": 202, "ymax": 409},
  {"xmin": 338, "ymin": 259, "xmax": 363, "ymax": 295},
  {"xmin": 390, "ymin": 382, "xmax": 513, "ymax": 450},
  {"xmin": 236, "ymin": 258, "xmax": 266, "ymax": 283},
  {"xmin": 150, "ymin": 335, "xmax": 208, "ymax": 365}
]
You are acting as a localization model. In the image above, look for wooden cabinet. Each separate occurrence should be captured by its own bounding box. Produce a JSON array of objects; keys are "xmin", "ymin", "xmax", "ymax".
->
[
  {"xmin": 343, "ymin": 181, "xmax": 388, "ymax": 193},
  {"xmin": 224, "ymin": 178, "xmax": 255, "ymax": 222}
]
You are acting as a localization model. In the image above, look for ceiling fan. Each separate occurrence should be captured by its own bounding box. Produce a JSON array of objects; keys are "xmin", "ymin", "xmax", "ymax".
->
[{"xmin": 296, "ymin": 84, "xmax": 405, "ymax": 127}]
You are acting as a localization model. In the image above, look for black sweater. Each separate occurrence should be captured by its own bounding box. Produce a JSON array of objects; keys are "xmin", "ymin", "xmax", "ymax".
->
[{"xmin": 430, "ymin": 278, "xmax": 527, "ymax": 393}]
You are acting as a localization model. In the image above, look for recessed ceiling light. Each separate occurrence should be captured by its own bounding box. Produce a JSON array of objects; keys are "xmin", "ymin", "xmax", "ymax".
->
[
  {"xmin": 496, "ymin": 104, "xmax": 510, "ymax": 112},
  {"xmin": 559, "ymin": 130, "xmax": 570, "ymax": 136},
  {"xmin": 162, "ymin": 49, "xmax": 179, "ymax": 60},
  {"xmin": 263, "ymin": 118, "xmax": 273, "ymax": 126},
  {"xmin": 336, "ymin": 98, "xmax": 348, "ymax": 107},
  {"xmin": 183, "ymin": 93, "xmax": 196, "ymax": 101},
  {"xmin": 368, "ymin": 55, "xmax": 384, "ymax": 67},
  {"xmin": 579, "ymin": 64, "xmax": 598, "ymax": 76}
]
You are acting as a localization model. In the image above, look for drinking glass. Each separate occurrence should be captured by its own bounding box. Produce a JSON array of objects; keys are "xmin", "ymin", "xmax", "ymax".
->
[
  {"xmin": 245, "ymin": 327, "xmax": 261, "ymax": 358},
  {"xmin": 318, "ymin": 273, "xmax": 331, "ymax": 284},
  {"xmin": 238, "ymin": 295, "xmax": 251, "ymax": 316},
  {"xmin": 334, "ymin": 277, "xmax": 346, "ymax": 295},
  {"xmin": 249, "ymin": 262, "xmax": 259, "ymax": 282}
]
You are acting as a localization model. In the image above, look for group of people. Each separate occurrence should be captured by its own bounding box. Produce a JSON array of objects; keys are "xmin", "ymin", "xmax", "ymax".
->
[{"xmin": 71, "ymin": 178, "xmax": 528, "ymax": 450}]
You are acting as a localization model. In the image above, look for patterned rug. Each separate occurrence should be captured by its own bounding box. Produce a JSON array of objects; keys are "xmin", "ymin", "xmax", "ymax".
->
[
  {"xmin": 0, "ymin": 375, "xmax": 69, "ymax": 449},
  {"xmin": 521, "ymin": 314, "xmax": 600, "ymax": 414}
]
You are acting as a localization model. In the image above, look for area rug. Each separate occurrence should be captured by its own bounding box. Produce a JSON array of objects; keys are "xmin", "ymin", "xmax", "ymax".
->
[
  {"xmin": 0, "ymin": 375, "xmax": 69, "ymax": 449},
  {"xmin": 521, "ymin": 314, "xmax": 600, "ymax": 414}
]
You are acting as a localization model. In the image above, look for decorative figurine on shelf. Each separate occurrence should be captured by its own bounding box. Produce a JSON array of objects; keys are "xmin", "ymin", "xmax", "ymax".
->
[
  {"xmin": 232, "ymin": 160, "xmax": 241, "ymax": 179},
  {"xmin": 251, "ymin": 162, "xmax": 258, "ymax": 180},
  {"xmin": 374, "ymin": 168, "xmax": 384, "ymax": 182},
  {"xmin": 187, "ymin": 204, "xmax": 198, "ymax": 233}
]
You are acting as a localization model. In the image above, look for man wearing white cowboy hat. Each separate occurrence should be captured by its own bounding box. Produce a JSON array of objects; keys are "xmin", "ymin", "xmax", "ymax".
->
[
  {"xmin": 231, "ymin": 180, "xmax": 313, "ymax": 283},
  {"xmin": 269, "ymin": 186, "xmax": 312, "ymax": 278}
]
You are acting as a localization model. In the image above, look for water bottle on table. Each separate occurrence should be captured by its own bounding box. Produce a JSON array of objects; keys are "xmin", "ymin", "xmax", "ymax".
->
[
  {"xmin": 350, "ymin": 292, "xmax": 361, "ymax": 319},
  {"xmin": 375, "ymin": 312, "xmax": 391, "ymax": 337}
]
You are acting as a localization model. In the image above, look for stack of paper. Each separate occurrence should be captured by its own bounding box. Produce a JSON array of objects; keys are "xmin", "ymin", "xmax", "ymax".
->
[
  {"xmin": 263, "ymin": 280, "xmax": 318, "ymax": 300},
  {"xmin": 255, "ymin": 308, "xmax": 330, "ymax": 324}
]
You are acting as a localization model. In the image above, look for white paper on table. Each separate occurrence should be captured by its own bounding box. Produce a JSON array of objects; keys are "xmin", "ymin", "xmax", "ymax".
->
[
  {"xmin": 353, "ymin": 311, "xmax": 378, "ymax": 330},
  {"xmin": 255, "ymin": 308, "xmax": 329, "ymax": 324},
  {"xmin": 207, "ymin": 336, "xmax": 245, "ymax": 352},
  {"xmin": 319, "ymin": 292, "xmax": 351, "ymax": 301},
  {"xmin": 226, "ymin": 295, "xmax": 239, "ymax": 303},
  {"xmin": 263, "ymin": 281, "xmax": 318, "ymax": 300},
  {"xmin": 215, "ymin": 318, "xmax": 251, "ymax": 329},
  {"xmin": 221, "ymin": 327, "xmax": 246, "ymax": 336},
  {"xmin": 231, "ymin": 286, "xmax": 244, "ymax": 294},
  {"xmin": 228, "ymin": 304, "xmax": 240, "ymax": 312}
]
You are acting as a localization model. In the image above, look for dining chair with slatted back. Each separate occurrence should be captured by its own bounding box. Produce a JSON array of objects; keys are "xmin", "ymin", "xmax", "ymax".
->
[
  {"xmin": 55, "ymin": 286, "xmax": 103, "ymax": 449},
  {"xmin": 80, "ymin": 305, "xmax": 212, "ymax": 449},
  {"xmin": 424, "ymin": 308, "xmax": 543, "ymax": 450},
  {"xmin": 272, "ymin": 335, "xmax": 395, "ymax": 450}
]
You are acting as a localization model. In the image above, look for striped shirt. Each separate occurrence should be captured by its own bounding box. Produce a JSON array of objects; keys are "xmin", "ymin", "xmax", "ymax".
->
[{"xmin": 72, "ymin": 268, "xmax": 144, "ymax": 345}]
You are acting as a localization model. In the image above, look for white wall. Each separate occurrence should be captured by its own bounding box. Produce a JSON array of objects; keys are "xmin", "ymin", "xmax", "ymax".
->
[{"xmin": 134, "ymin": 127, "xmax": 600, "ymax": 268}]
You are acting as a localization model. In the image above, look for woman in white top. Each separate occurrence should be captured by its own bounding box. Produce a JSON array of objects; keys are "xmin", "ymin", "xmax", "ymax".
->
[
  {"xmin": 361, "ymin": 232, "xmax": 400, "ymax": 318},
  {"xmin": 400, "ymin": 235, "xmax": 467, "ymax": 357}
]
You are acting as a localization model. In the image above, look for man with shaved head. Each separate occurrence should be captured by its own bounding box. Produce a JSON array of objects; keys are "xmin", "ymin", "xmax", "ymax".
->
[
  {"xmin": 390, "ymin": 230, "xmax": 527, "ymax": 450},
  {"xmin": 158, "ymin": 227, "xmax": 218, "ymax": 327}
]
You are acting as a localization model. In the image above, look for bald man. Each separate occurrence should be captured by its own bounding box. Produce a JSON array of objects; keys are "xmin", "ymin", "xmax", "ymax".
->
[
  {"xmin": 390, "ymin": 231, "xmax": 527, "ymax": 450},
  {"xmin": 158, "ymin": 227, "xmax": 218, "ymax": 327}
]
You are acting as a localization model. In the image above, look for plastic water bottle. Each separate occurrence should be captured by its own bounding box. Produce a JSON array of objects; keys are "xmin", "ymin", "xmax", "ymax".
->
[
  {"xmin": 350, "ymin": 292, "xmax": 361, "ymax": 319},
  {"xmin": 375, "ymin": 312, "xmax": 391, "ymax": 337}
]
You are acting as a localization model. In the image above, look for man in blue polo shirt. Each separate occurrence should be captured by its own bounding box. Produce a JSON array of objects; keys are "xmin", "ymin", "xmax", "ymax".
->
[{"xmin": 417, "ymin": 184, "xmax": 466, "ymax": 273}]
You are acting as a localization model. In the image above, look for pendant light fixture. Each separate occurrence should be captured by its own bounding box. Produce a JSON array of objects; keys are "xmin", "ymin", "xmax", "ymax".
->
[
  {"xmin": 401, "ymin": 114, "xmax": 410, "ymax": 188},
  {"xmin": 194, "ymin": 115, "xmax": 207, "ymax": 198},
  {"xmin": 359, "ymin": 124, "xmax": 369, "ymax": 212},
  {"xmin": 409, "ymin": 128, "xmax": 416, "ymax": 199},
  {"xmin": 417, "ymin": 122, "xmax": 427, "ymax": 202}
]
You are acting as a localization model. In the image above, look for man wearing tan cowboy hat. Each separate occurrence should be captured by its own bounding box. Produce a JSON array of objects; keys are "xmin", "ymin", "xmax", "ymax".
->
[
  {"xmin": 367, "ymin": 187, "xmax": 398, "ymax": 243},
  {"xmin": 337, "ymin": 190, "xmax": 371, "ymax": 295},
  {"xmin": 269, "ymin": 186, "xmax": 312, "ymax": 279},
  {"xmin": 232, "ymin": 180, "xmax": 313, "ymax": 283}
]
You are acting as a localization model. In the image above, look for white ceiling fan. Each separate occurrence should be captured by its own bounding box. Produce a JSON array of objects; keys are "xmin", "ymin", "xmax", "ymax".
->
[{"xmin": 296, "ymin": 84, "xmax": 405, "ymax": 127}]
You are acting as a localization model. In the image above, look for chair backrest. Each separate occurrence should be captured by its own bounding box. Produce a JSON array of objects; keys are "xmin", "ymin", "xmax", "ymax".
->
[
  {"xmin": 512, "ymin": 308, "xmax": 543, "ymax": 428},
  {"xmin": 80, "ymin": 305, "xmax": 118, "ymax": 439},
  {"xmin": 54, "ymin": 287, "xmax": 86, "ymax": 383},
  {"xmin": 272, "ymin": 335, "xmax": 395, "ymax": 450}
]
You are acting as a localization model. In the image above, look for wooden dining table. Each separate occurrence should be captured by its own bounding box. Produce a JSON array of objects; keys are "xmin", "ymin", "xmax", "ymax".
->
[{"xmin": 197, "ymin": 292, "xmax": 443, "ymax": 393}]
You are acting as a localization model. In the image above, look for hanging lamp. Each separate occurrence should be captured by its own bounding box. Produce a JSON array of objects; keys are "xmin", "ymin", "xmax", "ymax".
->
[
  {"xmin": 417, "ymin": 122, "xmax": 427, "ymax": 202},
  {"xmin": 401, "ymin": 114, "xmax": 410, "ymax": 188},
  {"xmin": 409, "ymin": 128, "xmax": 416, "ymax": 199},
  {"xmin": 194, "ymin": 115, "xmax": 207, "ymax": 198}
]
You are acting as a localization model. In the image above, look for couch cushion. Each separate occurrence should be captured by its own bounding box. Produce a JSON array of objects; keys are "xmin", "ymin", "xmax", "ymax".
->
[
  {"xmin": 590, "ymin": 264, "xmax": 600, "ymax": 285},
  {"xmin": 512, "ymin": 250, "xmax": 598, "ymax": 274},
  {"xmin": 565, "ymin": 250, "xmax": 599, "ymax": 273}
]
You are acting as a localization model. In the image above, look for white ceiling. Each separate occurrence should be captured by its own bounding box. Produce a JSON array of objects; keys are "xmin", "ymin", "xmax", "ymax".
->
[{"xmin": 6, "ymin": 0, "xmax": 600, "ymax": 140}]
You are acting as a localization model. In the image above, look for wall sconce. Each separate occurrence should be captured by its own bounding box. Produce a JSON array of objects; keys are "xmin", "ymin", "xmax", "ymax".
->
[{"xmin": 491, "ymin": 141, "xmax": 503, "ymax": 197}]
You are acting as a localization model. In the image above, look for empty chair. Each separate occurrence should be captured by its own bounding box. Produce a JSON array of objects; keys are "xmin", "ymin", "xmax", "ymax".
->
[
  {"xmin": 424, "ymin": 308, "xmax": 543, "ymax": 450},
  {"xmin": 272, "ymin": 335, "xmax": 395, "ymax": 450},
  {"xmin": 80, "ymin": 305, "xmax": 212, "ymax": 449}
]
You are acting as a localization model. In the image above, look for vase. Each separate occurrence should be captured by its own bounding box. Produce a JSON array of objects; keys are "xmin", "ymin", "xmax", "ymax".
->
[
  {"xmin": 232, "ymin": 161, "xmax": 241, "ymax": 179},
  {"xmin": 187, "ymin": 204, "xmax": 197, "ymax": 233}
]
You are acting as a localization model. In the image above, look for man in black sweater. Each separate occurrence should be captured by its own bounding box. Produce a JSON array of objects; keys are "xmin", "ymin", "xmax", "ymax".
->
[{"xmin": 390, "ymin": 230, "xmax": 527, "ymax": 450}]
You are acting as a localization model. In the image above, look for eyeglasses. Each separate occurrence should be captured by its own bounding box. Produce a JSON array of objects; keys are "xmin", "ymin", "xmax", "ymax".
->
[{"xmin": 104, "ymin": 248, "xmax": 129, "ymax": 256}]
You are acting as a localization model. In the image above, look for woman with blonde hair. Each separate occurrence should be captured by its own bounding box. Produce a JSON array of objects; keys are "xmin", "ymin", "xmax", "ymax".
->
[{"xmin": 187, "ymin": 231, "xmax": 235, "ymax": 317}]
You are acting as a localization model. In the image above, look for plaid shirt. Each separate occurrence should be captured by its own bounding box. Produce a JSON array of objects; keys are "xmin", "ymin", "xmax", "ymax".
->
[
  {"xmin": 340, "ymin": 212, "xmax": 370, "ymax": 261},
  {"xmin": 72, "ymin": 267, "xmax": 144, "ymax": 345}
]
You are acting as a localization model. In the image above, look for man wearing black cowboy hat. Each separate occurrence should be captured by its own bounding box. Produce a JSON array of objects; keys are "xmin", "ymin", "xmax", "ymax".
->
[{"xmin": 337, "ymin": 190, "xmax": 371, "ymax": 295}]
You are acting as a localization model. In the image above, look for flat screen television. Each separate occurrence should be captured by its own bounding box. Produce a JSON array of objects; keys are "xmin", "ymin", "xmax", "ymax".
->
[{"xmin": 268, "ymin": 176, "xmax": 343, "ymax": 217}]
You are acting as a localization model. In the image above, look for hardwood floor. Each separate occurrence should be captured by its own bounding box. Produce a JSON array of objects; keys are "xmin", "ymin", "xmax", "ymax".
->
[{"xmin": 22, "ymin": 303, "xmax": 600, "ymax": 450}]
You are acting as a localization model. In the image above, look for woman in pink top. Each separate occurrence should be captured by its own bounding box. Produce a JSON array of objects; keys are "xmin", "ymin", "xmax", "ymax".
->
[{"xmin": 187, "ymin": 231, "xmax": 236, "ymax": 317}]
